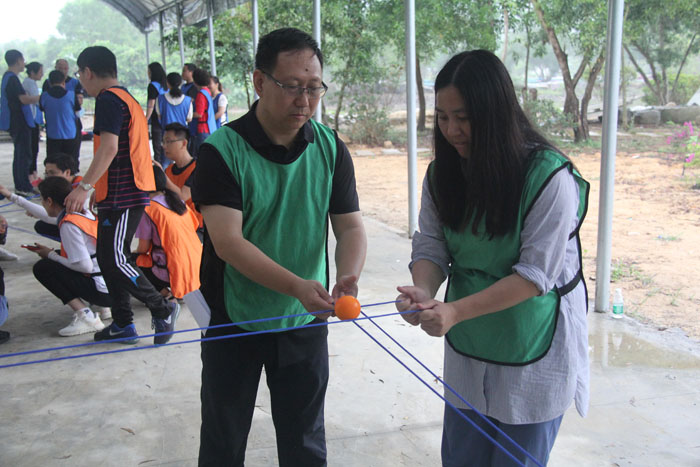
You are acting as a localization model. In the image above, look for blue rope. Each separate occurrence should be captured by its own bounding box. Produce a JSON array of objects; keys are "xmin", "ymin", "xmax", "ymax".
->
[
  {"xmin": 0, "ymin": 193, "xmax": 40, "ymax": 209},
  {"xmin": 359, "ymin": 311, "xmax": 543, "ymax": 467},
  {"xmin": 0, "ymin": 209, "xmax": 27, "ymax": 214},
  {"xmin": 0, "ymin": 300, "xmax": 402, "ymax": 364},
  {"xmin": 7, "ymin": 224, "xmax": 45, "ymax": 238}
]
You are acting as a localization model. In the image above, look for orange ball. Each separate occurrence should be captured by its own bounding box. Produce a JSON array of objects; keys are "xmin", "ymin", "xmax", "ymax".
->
[{"xmin": 334, "ymin": 295, "xmax": 361, "ymax": 320}]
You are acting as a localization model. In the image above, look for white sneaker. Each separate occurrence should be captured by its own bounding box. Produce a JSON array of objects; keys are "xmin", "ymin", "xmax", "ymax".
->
[
  {"xmin": 58, "ymin": 311, "xmax": 106, "ymax": 337},
  {"xmin": 94, "ymin": 306, "xmax": 112, "ymax": 320},
  {"xmin": 0, "ymin": 247, "xmax": 18, "ymax": 261}
]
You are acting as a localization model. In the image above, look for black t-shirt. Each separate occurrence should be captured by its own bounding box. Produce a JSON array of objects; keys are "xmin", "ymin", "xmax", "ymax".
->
[
  {"xmin": 192, "ymin": 103, "xmax": 360, "ymax": 334},
  {"xmin": 147, "ymin": 82, "xmax": 162, "ymax": 126},
  {"xmin": 171, "ymin": 158, "xmax": 196, "ymax": 188},
  {"xmin": 4, "ymin": 72, "xmax": 27, "ymax": 131}
]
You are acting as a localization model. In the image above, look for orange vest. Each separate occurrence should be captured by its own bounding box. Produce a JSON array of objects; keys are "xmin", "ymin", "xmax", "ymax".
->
[
  {"xmin": 135, "ymin": 198, "xmax": 202, "ymax": 298},
  {"xmin": 71, "ymin": 175, "xmax": 83, "ymax": 187},
  {"xmin": 58, "ymin": 211, "xmax": 98, "ymax": 258},
  {"xmin": 165, "ymin": 160, "xmax": 203, "ymax": 228},
  {"xmin": 93, "ymin": 87, "xmax": 155, "ymax": 202}
]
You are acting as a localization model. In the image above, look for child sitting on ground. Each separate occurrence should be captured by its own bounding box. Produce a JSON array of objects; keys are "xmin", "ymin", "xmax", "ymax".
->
[{"xmin": 26, "ymin": 177, "xmax": 112, "ymax": 336}]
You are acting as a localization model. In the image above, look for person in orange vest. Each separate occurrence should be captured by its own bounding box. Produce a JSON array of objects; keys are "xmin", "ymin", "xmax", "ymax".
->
[
  {"xmin": 64, "ymin": 46, "xmax": 180, "ymax": 345},
  {"xmin": 161, "ymin": 122, "xmax": 203, "ymax": 234},
  {"xmin": 134, "ymin": 164, "xmax": 201, "ymax": 302},
  {"xmin": 26, "ymin": 177, "xmax": 112, "ymax": 336}
]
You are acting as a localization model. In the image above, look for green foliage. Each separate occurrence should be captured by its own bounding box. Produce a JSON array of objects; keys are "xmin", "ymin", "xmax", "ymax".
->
[
  {"xmin": 642, "ymin": 74, "xmax": 700, "ymax": 106},
  {"xmin": 522, "ymin": 98, "xmax": 574, "ymax": 139},
  {"xmin": 345, "ymin": 92, "xmax": 391, "ymax": 145}
]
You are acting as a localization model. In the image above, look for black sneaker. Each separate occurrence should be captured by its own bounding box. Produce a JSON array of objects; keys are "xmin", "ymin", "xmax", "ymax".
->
[
  {"xmin": 0, "ymin": 329, "xmax": 9, "ymax": 344},
  {"xmin": 94, "ymin": 322, "xmax": 139, "ymax": 344},
  {"xmin": 152, "ymin": 302, "xmax": 181, "ymax": 346}
]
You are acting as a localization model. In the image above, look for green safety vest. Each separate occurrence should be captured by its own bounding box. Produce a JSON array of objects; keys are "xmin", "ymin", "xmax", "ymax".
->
[
  {"xmin": 205, "ymin": 120, "xmax": 337, "ymax": 331},
  {"xmin": 435, "ymin": 149, "xmax": 589, "ymax": 365}
]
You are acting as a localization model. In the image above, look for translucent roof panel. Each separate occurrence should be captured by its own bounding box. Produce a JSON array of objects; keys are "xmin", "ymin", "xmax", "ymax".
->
[{"xmin": 101, "ymin": 0, "xmax": 249, "ymax": 33}]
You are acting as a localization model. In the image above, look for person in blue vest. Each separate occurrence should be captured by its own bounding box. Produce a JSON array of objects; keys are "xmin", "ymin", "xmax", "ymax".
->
[
  {"xmin": 191, "ymin": 68, "xmax": 217, "ymax": 157},
  {"xmin": 42, "ymin": 59, "xmax": 85, "ymax": 168},
  {"xmin": 193, "ymin": 28, "xmax": 367, "ymax": 466},
  {"xmin": 208, "ymin": 75, "xmax": 228, "ymax": 129},
  {"xmin": 1, "ymin": 49, "xmax": 40, "ymax": 196},
  {"xmin": 22, "ymin": 61, "xmax": 44, "ymax": 185},
  {"xmin": 40, "ymin": 70, "xmax": 80, "ymax": 158},
  {"xmin": 145, "ymin": 62, "xmax": 167, "ymax": 166},
  {"xmin": 396, "ymin": 50, "xmax": 590, "ymax": 467},
  {"xmin": 156, "ymin": 72, "xmax": 192, "ymax": 128}
]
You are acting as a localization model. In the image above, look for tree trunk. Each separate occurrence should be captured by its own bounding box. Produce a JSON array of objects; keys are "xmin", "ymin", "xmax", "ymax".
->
[
  {"xmin": 531, "ymin": 0, "xmax": 583, "ymax": 141},
  {"xmin": 244, "ymin": 70, "xmax": 251, "ymax": 109},
  {"xmin": 580, "ymin": 52, "xmax": 605, "ymax": 140},
  {"xmin": 523, "ymin": 21, "xmax": 531, "ymax": 100},
  {"xmin": 334, "ymin": 80, "xmax": 347, "ymax": 131},
  {"xmin": 417, "ymin": 56, "xmax": 426, "ymax": 131},
  {"xmin": 671, "ymin": 33, "xmax": 697, "ymax": 101},
  {"xmin": 501, "ymin": 8, "xmax": 509, "ymax": 62},
  {"xmin": 625, "ymin": 44, "xmax": 664, "ymax": 105},
  {"xmin": 621, "ymin": 49, "xmax": 628, "ymax": 129}
]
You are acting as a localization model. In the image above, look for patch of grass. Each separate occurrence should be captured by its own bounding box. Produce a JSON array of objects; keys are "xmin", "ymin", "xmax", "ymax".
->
[
  {"xmin": 656, "ymin": 234, "xmax": 681, "ymax": 242},
  {"xmin": 610, "ymin": 258, "xmax": 655, "ymax": 287}
]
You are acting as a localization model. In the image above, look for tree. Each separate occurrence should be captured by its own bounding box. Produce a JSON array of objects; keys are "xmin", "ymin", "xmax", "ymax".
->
[
  {"xmin": 623, "ymin": 0, "xmax": 700, "ymax": 105},
  {"xmin": 530, "ymin": 0, "xmax": 607, "ymax": 142}
]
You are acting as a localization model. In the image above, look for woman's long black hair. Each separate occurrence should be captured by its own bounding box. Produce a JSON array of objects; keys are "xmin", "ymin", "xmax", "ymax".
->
[
  {"xmin": 432, "ymin": 50, "xmax": 555, "ymax": 237},
  {"xmin": 152, "ymin": 165, "xmax": 187, "ymax": 216},
  {"xmin": 148, "ymin": 62, "xmax": 167, "ymax": 89}
]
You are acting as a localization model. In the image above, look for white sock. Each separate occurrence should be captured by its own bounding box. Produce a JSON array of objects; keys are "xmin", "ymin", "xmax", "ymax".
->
[{"xmin": 80, "ymin": 308, "xmax": 95, "ymax": 320}]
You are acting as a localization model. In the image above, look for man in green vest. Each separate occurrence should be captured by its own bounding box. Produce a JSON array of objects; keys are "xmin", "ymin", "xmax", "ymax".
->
[{"xmin": 192, "ymin": 28, "xmax": 367, "ymax": 466}]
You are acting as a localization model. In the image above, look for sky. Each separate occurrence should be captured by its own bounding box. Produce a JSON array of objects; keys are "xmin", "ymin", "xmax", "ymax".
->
[{"xmin": 0, "ymin": 0, "xmax": 72, "ymax": 45}]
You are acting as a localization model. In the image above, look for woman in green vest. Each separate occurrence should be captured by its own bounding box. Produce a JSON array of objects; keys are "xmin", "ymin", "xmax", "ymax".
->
[{"xmin": 397, "ymin": 50, "xmax": 590, "ymax": 466}]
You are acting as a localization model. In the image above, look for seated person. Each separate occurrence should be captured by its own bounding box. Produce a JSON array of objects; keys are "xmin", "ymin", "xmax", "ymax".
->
[
  {"xmin": 26, "ymin": 177, "xmax": 112, "ymax": 336},
  {"xmin": 0, "ymin": 153, "xmax": 83, "ymax": 242},
  {"xmin": 162, "ymin": 123, "xmax": 203, "ymax": 232},
  {"xmin": 135, "ymin": 165, "xmax": 202, "ymax": 302}
]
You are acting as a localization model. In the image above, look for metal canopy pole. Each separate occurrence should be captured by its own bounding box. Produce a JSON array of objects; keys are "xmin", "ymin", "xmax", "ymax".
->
[
  {"xmin": 313, "ymin": 0, "xmax": 322, "ymax": 122},
  {"xmin": 207, "ymin": 0, "xmax": 217, "ymax": 76},
  {"xmin": 177, "ymin": 4, "xmax": 185, "ymax": 68},
  {"xmin": 405, "ymin": 0, "xmax": 418, "ymax": 237},
  {"xmin": 159, "ymin": 11, "xmax": 166, "ymax": 68},
  {"xmin": 595, "ymin": 0, "xmax": 625, "ymax": 312},
  {"xmin": 145, "ymin": 32, "xmax": 150, "ymax": 67}
]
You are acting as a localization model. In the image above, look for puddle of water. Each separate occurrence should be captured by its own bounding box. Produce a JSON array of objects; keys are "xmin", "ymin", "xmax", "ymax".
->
[{"xmin": 588, "ymin": 316, "xmax": 700, "ymax": 369}]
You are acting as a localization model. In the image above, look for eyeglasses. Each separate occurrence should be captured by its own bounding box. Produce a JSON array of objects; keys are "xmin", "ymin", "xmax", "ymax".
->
[
  {"xmin": 163, "ymin": 138, "xmax": 185, "ymax": 145},
  {"xmin": 262, "ymin": 71, "xmax": 327, "ymax": 98}
]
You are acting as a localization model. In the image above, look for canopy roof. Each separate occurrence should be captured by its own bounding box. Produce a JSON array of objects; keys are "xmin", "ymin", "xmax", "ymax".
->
[{"xmin": 101, "ymin": 0, "xmax": 248, "ymax": 33}]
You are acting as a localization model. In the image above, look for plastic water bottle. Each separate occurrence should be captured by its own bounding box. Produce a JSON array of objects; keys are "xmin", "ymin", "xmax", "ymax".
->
[{"xmin": 612, "ymin": 288, "xmax": 624, "ymax": 319}]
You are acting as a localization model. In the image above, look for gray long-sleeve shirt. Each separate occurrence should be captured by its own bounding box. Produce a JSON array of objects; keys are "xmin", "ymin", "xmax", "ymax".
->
[{"xmin": 411, "ymin": 168, "xmax": 589, "ymax": 424}]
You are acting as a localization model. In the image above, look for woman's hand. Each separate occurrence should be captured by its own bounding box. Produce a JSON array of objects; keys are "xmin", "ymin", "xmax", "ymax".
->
[
  {"xmin": 396, "ymin": 285, "xmax": 431, "ymax": 326},
  {"xmin": 416, "ymin": 299, "xmax": 459, "ymax": 337}
]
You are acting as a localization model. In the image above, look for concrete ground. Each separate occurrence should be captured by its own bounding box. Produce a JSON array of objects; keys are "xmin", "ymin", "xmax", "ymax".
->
[{"xmin": 0, "ymin": 141, "xmax": 699, "ymax": 466}]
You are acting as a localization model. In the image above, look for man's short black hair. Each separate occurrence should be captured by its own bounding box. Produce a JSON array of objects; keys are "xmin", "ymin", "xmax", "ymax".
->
[
  {"xmin": 48, "ymin": 70, "xmax": 66, "ymax": 86},
  {"xmin": 26, "ymin": 62, "xmax": 42, "ymax": 75},
  {"xmin": 38, "ymin": 176, "xmax": 72, "ymax": 206},
  {"xmin": 44, "ymin": 153, "xmax": 78, "ymax": 175},
  {"xmin": 255, "ymin": 28, "xmax": 323, "ymax": 73},
  {"xmin": 193, "ymin": 68, "xmax": 211, "ymax": 87},
  {"xmin": 164, "ymin": 122, "xmax": 190, "ymax": 142},
  {"xmin": 183, "ymin": 63, "xmax": 197, "ymax": 72},
  {"xmin": 77, "ymin": 46, "xmax": 117, "ymax": 78},
  {"xmin": 4, "ymin": 50, "xmax": 23, "ymax": 67}
]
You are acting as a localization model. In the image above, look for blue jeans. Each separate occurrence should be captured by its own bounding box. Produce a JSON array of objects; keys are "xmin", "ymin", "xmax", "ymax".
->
[
  {"xmin": 442, "ymin": 406, "xmax": 563, "ymax": 467},
  {"xmin": 10, "ymin": 124, "xmax": 33, "ymax": 192}
]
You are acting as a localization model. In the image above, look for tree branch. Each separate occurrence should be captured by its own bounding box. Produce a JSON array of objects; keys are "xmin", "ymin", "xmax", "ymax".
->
[{"xmin": 671, "ymin": 33, "xmax": 697, "ymax": 100}]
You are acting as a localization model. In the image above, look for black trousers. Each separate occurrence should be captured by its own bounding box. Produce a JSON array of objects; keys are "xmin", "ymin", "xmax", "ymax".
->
[
  {"xmin": 46, "ymin": 138, "xmax": 77, "ymax": 159},
  {"xmin": 151, "ymin": 123, "xmax": 164, "ymax": 165},
  {"xmin": 33, "ymin": 258, "xmax": 112, "ymax": 307},
  {"xmin": 199, "ymin": 321, "xmax": 329, "ymax": 467},
  {"xmin": 34, "ymin": 220, "xmax": 60, "ymax": 242},
  {"xmin": 96, "ymin": 207, "xmax": 170, "ymax": 327},
  {"xmin": 29, "ymin": 126, "xmax": 39, "ymax": 174},
  {"xmin": 74, "ymin": 118, "xmax": 82, "ymax": 170}
]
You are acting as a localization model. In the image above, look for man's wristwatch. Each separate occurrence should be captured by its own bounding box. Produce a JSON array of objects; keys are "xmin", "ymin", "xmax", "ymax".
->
[{"xmin": 78, "ymin": 181, "xmax": 93, "ymax": 191}]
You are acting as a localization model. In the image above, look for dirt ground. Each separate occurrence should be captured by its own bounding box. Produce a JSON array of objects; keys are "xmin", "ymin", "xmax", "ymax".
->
[{"xmin": 350, "ymin": 124, "xmax": 700, "ymax": 340}]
